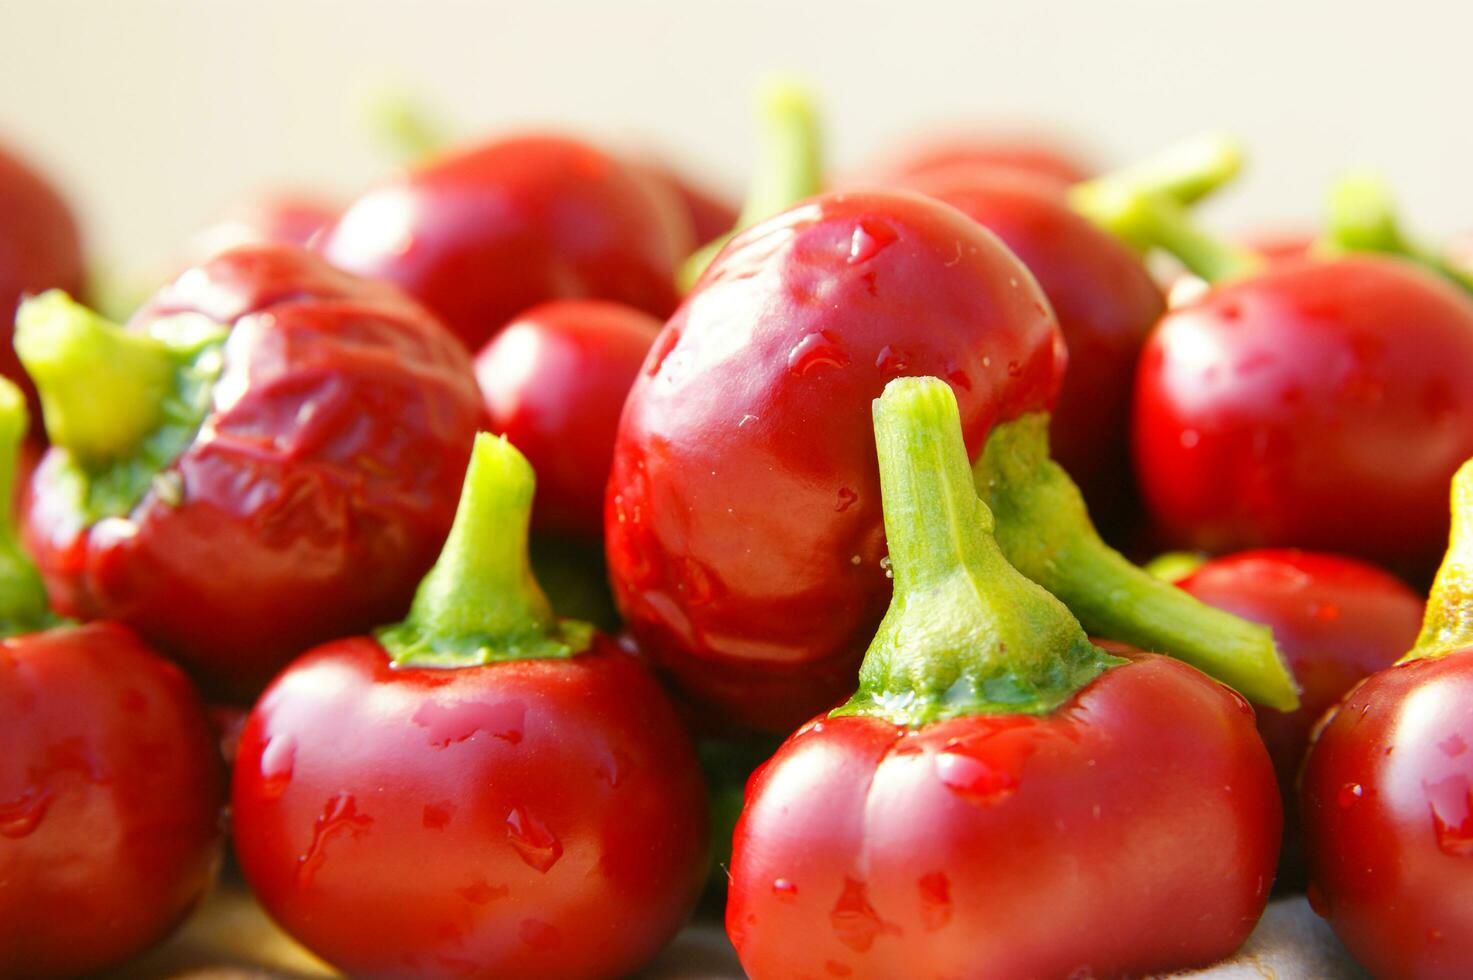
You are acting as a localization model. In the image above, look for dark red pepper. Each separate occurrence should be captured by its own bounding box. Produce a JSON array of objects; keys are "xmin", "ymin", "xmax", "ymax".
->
[
  {"xmin": 16, "ymin": 244, "xmax": 484, "ymax": 701},
  {"xmin": 0, "ymin": 380, "xmax": 222, "ymax": 979},
  {"xmin": 727, "ymin": 378, "xmax": 1281, "ymax": 978},
  {"xmin": 232, "ymin": 433, "xmax": 708, "ymax": 980},
  {"xmin": 1176, "ymin": 549, "xmax": 1423, "ymax": 887},
  {"xmin": 316, "ymin": 135, "xmax": 690, "ymax": 351},
  {"xmin": 608, "ymin": 188, "xmax": 1295, "ymax": 733},
  {"xmin": 1301, "ymin": 461, "xmax": 1473, "ymax": 978}
]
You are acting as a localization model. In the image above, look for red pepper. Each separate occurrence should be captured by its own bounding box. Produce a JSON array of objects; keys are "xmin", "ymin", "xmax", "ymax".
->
[
  {"xmin": 316, "ymin": 135, "xmax": 690, "ymax": 351},
  {"xmin": 727, "ymin": 378, "xmax": 1281, "ymax": 978},
  {"xmin": 0, "ymin": 143, "xmax": 85, "ymax": 425},
  {"xmin": 850, "ymin": 128, "xmax": 1094, "ymax": 190},
  {"xmin": 186, "ymin": 189, "xmax": 339, "ymax": 261},
  {"xmin": 1301, "ymin": 462, "xmax": 1473, "ymax": 979},
  {"xmin": 608, "ymin": 188, "xmax": 1295, "ymax": 733},
  {"xmin": 628, "ymin": 156, "xmax": 739, "ymax": 250},
  {"xmin": 16, "ymin": 244, "xmax": 484, "ymax": 701},
  {"xmin": 1175, "ymin": 549, "xmax": 1423, "ymax": 887},
  {"xmin": 232, "ymin": 433, "xmax": 708, "ymax": 980},
  {"xmin": 476, "ymin": 299, "xmax": 661, "ymax": 540},
  {"xmin": 0, "ymin": 380, "xmax": 222, "ymax": 979}
]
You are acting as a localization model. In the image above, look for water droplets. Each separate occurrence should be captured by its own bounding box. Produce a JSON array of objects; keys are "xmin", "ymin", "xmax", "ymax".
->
[
  {"xmin": 0, "ymin": 787, "xmax": 53, "ymax": 839},
  {"xmin": 1336, "ymin": 783, "xmax": 1364, "ymax": 809},
  {"xmin": 258, "ymin": 734, "xmax": 296, "ymax": 800},
  {"xmin": 1425, "ymin": 773, "xmax": 1473, "ymax": 857},
  {"xmin": 836, "ymin": 488, "xmax": 859, "ymax": 513},
  {"xmin": 875, "ymin": 345, "xmax": 911, "ymax": 375},
  {"xmin": 788, "ymin": 332, "xmax": 850, "ymax": 377},
  {"xmin": 829, "ymin": 877, "xmax": 900, "ymax": 952},
  {"xmin": 847, "ymin": 221, "xmax": 897, "ymax": 264},
  {"xmin": 879, "ymin": 556, "xmax": 893, "ymax": 580},
  {"xmin": 936, "ymin": 748, "xmax": 1022, "ymax": 805},
  {"xmin": 506, "ymin": 806, "xmax": 563, "ymax": 872},
  {"xmin": 412, "ymin": 699, "xmax": 525, "ymax": 748},
  {"xmin": 772, "ymin": 878, "xmax": 799, "ymax": 899},
  {"xmin": 918, "ymin": 872, "xmax": 952, "ymax": 931},
  {"xmin": 297, "ymin": 794, "xmax": 373, "ymax": 886}
]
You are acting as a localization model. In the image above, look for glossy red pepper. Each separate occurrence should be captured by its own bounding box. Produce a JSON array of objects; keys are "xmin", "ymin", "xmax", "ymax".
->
[
  {"xmin": 727, "ymin": 379, "xmax": 1280, "ymax": 979},
  {"xmin": 186, "ymin": 190, "xmax": 338, "ymax": 261},
  {"xmin": 1176, "ymin": 549, "xmax": 1423, "ymax": 887},
  {"xmin": 0, "ymin": 143, "xmax": 85, "ymax": 422},
  {"xmin": 1301, "ymin": 461, "xmax": 1473, "ymax": 978},
  {"xmin": 851, "ymin": 129, "xmax": 1093, "ymax": 189},
  {"xmin": 608, "ymin": 189, "xmax": 1295, "ymax": 733},
  {"xmin": 317, "ymin": 135, "xmax": 690, "ymax": 351},
  {"xmin": 233, "ymin": 433, "xmax": 707, "ymax": 980},
  {"xmin": 0, "ymin": 380, "xmax": 222, "ymax": 980},
  {"xmin": 17, "ymin": 244, "xmax": 484, "ymax": 701},
  {"xmin": 628, "ymin": 157, "xmax": 739, "ymax": 247},
  {"xmin": 475, "ymin": 299, "xmax": 660, "ymax": 540}
]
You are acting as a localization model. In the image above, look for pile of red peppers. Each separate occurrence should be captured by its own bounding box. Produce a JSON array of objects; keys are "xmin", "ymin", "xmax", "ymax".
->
[{"xmin": 2, "ymin": 82, "xmax": 1472, "ymax": 980}]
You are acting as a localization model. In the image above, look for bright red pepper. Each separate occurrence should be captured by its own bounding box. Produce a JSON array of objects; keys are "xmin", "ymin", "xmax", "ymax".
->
[
  {"xmin": 851, "ymin": 130, "xmax": 1093, "ymax": 189},
  {"xmin": 233, "ymin": 433, "xmax": 707, "ymax": 980},
  {"xmin": 475, "ymin": 299, "xmax": 660, "ymax": 540},
  {"xmin": 1176, "ymin": 549, "xmax": 1423, "ymax": 887},
  {"xmin": 186, "ymin": 190, "xmax": 338, "ymax": 261},
  {"xmin": 316, "ymin": 135, "xmax": 690, "ymax": 351},
  {"xmin": 628, "ymin": 157, "xmax": 739, "ymax": 247},
  {"xmin": 1301, "ymin": 462, "xmax": 1473, "ymax": 979},
  {"xmin": 608, "ymin": 189, "xmax": 1295, "ymax": 733},
  {"xmin": 17, "ymin": 244, "xmax": 484, "ymax": 701},
  {"xmin": 727, "ymin": 378, "xmax": 1280, "ymax": 979},
  {"xmin": 0, "ymin": 380, "xmax": 222, "ymax": 980}
]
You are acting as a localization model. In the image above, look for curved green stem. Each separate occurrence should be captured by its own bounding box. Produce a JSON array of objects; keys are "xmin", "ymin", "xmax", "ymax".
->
[
  {"xmin": 1404, "ymin": 460, "xmax": 1473, "ymax": 663},
  {"xmin": 1070, "ymin": 181, "xmax": 1262, "ymax": 283},
  {"xmin": 1083, "ymin": 132, "xmax": 1245, "ymax": 208},
  {"xmin": 1144, "ymin": 551, "xmax": 1209, "ymax": 583},
  {"xmin": 0, "ymin": 379, "xmax": 60, "ymax": 637},
  {"xmin": 377, "ymin": 433, "xmax": 592, "ymax": 667},
  {"xmin": 974, "ymin": 413, "xmax": 1299, "ymax": 710},
  {"xmin": 678, "ymin": 76, "xmax": 822, "ymax": 291},
  {"xmin": 363, "ymin": 85, "xmax": 451, "ymax": 164},
  {"xmin": 833, "ymin": 378, "xmax": 1120, "ymax": 726},
  {"xmin": 1322, "ymin": 170, "xmax": 1473, "ymax": 294}
]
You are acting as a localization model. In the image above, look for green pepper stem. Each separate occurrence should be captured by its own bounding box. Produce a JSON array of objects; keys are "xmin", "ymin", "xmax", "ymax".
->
[
  {"xmin": 833, "ymin": 378, "xmax": 1120, "ymax": 726},
  {"xmin": 0, "ymin": 379, "xmax": 59, "ymax": 637},
  {"xmin": 363, "ymin": 85, "xmax": 451, "ymax": 165},
  {"xmin": 1070, "ymin": 182, "xmax": 1263, "ymax": 283},
  {"xmin": 1322, "ymin": 171, "xmax": 1473, "ymax": 294},
  {"xmin": 15, "ymin": 291, "xmax": 178, "ymax": 467},
  {"xmin": 1144, "ymin": 551, "xmax": 1209, "ymax": 583},
  {"xmin": 678, "ymin": 75, "xmax": 822, "ymax": 291},
  {"xmin": 1404, "ymin": 460, "xmax": 1473, "ymax": 663},
  {"xmin": 1083, "ymin": 132, "xmax": 1245, "ymax": 207},
  {"xmin": 974, "ymin": 413, "xmax": 1299, "ymax": 710},
  {"xmin": 377, "ymin": 433, "xmax": 592, "ymax": 667}
]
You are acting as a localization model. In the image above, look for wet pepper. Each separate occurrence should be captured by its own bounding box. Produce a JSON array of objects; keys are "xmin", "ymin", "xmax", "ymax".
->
[
  {"xmin": 607, "ymin": 188, "xmax": 1295, "ymax": 733},
  {"xmin": 17, "ymin": 244, "xmax": 484, "ymax": 701},
  {"xmin": 233, "ymin": 433, "xmax": 708, "ymax": 980},
  {"xmin": 0, "ymin": 379, "xmax": 222, "ymax": 979},
  {"xmin": 1301, "ymin": 461, "xmax": 1473, "ymax": 979},
  {"xmin": 317, "ymin": 135, "xmax": 690, "ymax": 351},
  {"xmin": 727, "ymin": 379, "xmax": 1281, "ymax": 979}
]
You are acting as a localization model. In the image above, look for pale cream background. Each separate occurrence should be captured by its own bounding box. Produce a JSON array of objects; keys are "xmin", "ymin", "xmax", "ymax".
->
[{"xmin": 0, "ymin": 0, "xmax": 1467, "ymax": 269}]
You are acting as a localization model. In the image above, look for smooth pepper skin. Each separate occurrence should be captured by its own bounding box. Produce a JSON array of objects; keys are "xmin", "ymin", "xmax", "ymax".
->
[
  {"xmin": 606, "ymin": 190, "xmax": 1062, "ymax": 733},
  {"xmin": 23, "ymin": 245, "xmax": 484, "ymax": 701},
  {"xmin": 1300, "ymin": 652, "xmax": 1473, "ymax": 979},
  {"xmin": 628, "ymin": 157, "xmax": 739, "ymax": 246},
  {"xmin": 851, "ymin": 131, "xmax": 1093, "ymax": 190},
  {"xmin": 1135, "ymin": 254, "xmax": 1473, "ymax": 573},
  {"xmin": 0, "ymin": 145, "xmax": 85, "ymax": 418},
  {"xmin": 317, "ymin": 135, "xmax": 690, "ymax": 351},
  {"xmin": 728, "ymin": 651, "xmax": 1280, "ymax": 979},
  {"xmin": 475, "ymin": 299, "xmax": 660, "ymax": 539},
  {"xmin": 887, "ymin": 167, "xmax": 1164, "ymax": 519},
  {"xmin": 0, "ymin": 622, "xmax": 223, "ymax": 979},
  {"xmin": 1178, "ymin": 549, "xmax": 1423, "ymax": 887},
  {"xmin": 186, "ymin": 190, "xmax": 339, "ymax": 261},
  {"xmin": 233, "ymin": 637, "xmax": 707, "ymax": 980}
]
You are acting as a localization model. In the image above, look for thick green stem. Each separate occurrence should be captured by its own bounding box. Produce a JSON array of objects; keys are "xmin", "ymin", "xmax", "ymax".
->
[
  {"xmin": 1070, "ymin": 182, "xmax": 1263, "ymax": 283},
  {"xmin": 974, "ymin": 414, "xmax": 1299, "ymax": 710},
  {"xmin": 364, "ymin": 86, "xmax": 451, "ymax": 164},
  {"xmin": 833, "ymin": 378, "xmax": 1120, "ymax": 726},
  {"xmin": 1322, "ymin": 171, "xmax": 1473, "ymax": 294},
  {"xmin": 0, "ymin": 379, "xmax": 59, "ymax": 637},
  {"xmin": 377, "ymin": 433, "xmax": 592, "ymax": 667},
  {"xmin": 678, "ymin": 76, "xmax": 822, "ymax": 291},
  {"xmin": 1143, "ymin": 551, "xmax": 1209, "ymax": 583},
  {"xmin": 1404, "ymin": 460, "xmax": 1473, "ymax": 663},
  {"xmin": 1082, "ymin": 132, "xmax": 1245, "ymax": 208}
]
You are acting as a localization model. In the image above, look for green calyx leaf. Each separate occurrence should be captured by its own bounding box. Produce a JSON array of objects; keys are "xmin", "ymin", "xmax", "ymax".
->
[
  {"xmin": 377, "ymin": 433, "xmax": 594, "ymax": 669},
  {"xmin": 973, "ymin": 413, "xmax": 1299, "ymax": 711},
  {"xmin": 1404, "ymin": 459, "xmax": 1473, "ymax": 664},
  {"xmin": 15, "ymin": 290, "xmax": 227, "ymax": 525},
  {"xmin": 678, "ymin": 74, "xmax": 823, "ymax": 292},
  {"xmin": 0, "ymin": 378, "xmax": 62, "ymax": 638},
  {"xmin": 832, "ymin": 378, "xmax": 1122, "ymax": 727},
  {"xmin": 1320, "ymin": 170, "xmax": 1473, "ymax": 294}
]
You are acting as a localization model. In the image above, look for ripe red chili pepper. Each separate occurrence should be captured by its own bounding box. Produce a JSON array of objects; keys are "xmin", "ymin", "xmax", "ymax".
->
[
  {"xmin": 0, "ymin": 380, "xmax": 222, "ymax": 980},
  {"xmin": 851, "ymin": 129, "xmax": 1094, "ymax": 189},
  {"xmin": 1176, "ymin": 549, "xmax": 1423, "ymax": 887},
  {"xmin": 629, "ymin": 156, "xmax": 739, "ymax": 246},
  {"xmin": 186, "ymin": 190, "xmax": 338, "ymax": 261},
  {"xmin": 727, "ymin": 378, "xmax": 1281, "ymax": 978},
  {"xmin": 16, "ymin": 244, "xmax": 484, "ymax": 701},
  {"xmin": 476, "ymin": 299, "xmax": 661, "ymax": 540},
  {"xmin": 233, "ymin": 433, "xmax": 708, "ymax": 980},
  {"xmin": 1301, "ymin": 461, "xmax": 1473, "ymax": 979},
  {"xmin": 316, "ymin": 135, "xmax": 690, "ymax": 351},
  {"xmin": 608, "ymin": 188, "xmax": 1295, "ymax": 733},
  {"xmin": 0, "ymin": 143, "xmax": 85, "ymax": 424}
]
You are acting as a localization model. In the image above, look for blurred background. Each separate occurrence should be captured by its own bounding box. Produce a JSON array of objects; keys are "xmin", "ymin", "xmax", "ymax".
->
[{"xmin": 0, "ymin": 0, "xmax": 1467, "ymax": 268}]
